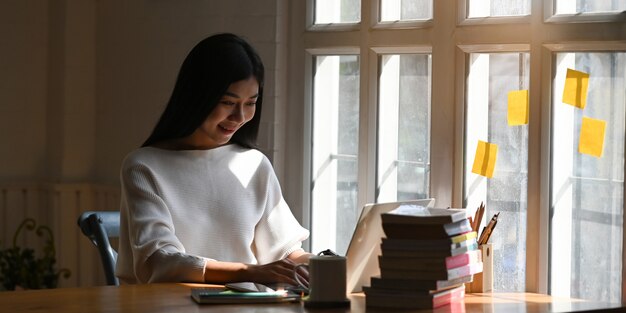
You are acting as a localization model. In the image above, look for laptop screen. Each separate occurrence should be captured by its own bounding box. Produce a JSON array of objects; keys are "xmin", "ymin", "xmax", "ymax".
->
[{"xmin": 344, "ymin": 198, "xmax": 435, "ymax": 293}]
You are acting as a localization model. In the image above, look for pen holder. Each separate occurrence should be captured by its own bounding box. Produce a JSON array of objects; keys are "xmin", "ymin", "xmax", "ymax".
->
[{"xmin": 466, "ymin": 243, "xmax": 493, "ymax": 293}]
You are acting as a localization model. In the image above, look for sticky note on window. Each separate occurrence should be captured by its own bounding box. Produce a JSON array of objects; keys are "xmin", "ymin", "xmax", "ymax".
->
[
  {"xmin": 471, "ymin": 140, "xmax": 498, "ymax": 178},
  {"xmin": 579, "ymin": 116, "xmax": 606, "ymax": 157},
  {"xmin": 562, "ymin": 68, "xmax": 589, "ymax": 109},
  {"xmin": 508, "ymin": 90, "xmax": 529, "ymax": 125}
]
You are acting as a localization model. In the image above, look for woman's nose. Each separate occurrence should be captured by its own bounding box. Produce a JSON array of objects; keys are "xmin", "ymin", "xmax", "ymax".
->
[{"xmin": 229, "ymin": 104, "xmax": 245, "ymax": 122}]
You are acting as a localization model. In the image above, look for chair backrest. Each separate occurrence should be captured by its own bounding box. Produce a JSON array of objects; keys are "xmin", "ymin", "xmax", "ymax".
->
[{"xmin": 77, "ymin": 211, "xmax": 120, "ymax": 286}]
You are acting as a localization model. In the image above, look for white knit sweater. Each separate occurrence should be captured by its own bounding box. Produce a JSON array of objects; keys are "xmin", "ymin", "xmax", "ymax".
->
[{"xmin": 115, "ymin": 144, "xmax": 310, "ymax": 284}]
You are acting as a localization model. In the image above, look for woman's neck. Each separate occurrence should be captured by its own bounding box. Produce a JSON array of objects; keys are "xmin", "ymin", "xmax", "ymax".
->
[{"xmin": 151, "ymin": 138, "xmax": 228, "ymax": 150}]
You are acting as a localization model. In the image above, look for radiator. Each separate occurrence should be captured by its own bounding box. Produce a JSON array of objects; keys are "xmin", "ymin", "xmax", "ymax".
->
[{"xmin": 0, "ymin": 183, "xmax": 120, "ymax": 288}]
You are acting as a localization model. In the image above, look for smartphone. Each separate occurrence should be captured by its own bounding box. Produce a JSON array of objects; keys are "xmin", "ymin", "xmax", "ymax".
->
[{"xmin": 225, "ymin": 282, "xmax": 276, "ymax": 293}]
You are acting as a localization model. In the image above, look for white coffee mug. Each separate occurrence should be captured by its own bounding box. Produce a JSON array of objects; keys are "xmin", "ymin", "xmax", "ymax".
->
[{"xmin": 294, "ymin": 255, "xmax": 348, "ymax": 305}]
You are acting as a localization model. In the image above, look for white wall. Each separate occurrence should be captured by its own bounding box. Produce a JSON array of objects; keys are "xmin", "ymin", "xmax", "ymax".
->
[
  {"xmin": 95, "ymin": 0, "xmax": 284, "ymax": 185},
  {"xmin": 0, "ymin": 1, "xmax": 49, "ymax": 181},
  {"xmin": 0, "ymin": 0, "xmax": 290, "ymax": 287},
  {"xmin": 0, "ymin": 0, "xmax": 284, "ymax": 185}
]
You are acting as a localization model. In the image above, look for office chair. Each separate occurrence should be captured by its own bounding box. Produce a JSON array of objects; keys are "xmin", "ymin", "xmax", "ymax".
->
[{"xmin": 77, "ymin": 211, "xmax": 120, "ymax": 286}]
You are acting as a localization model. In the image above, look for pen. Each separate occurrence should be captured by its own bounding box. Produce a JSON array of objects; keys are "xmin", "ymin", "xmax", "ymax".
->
[{"xmin": 478, "ymin": 212, "xmax": 499, "ymax": 245}]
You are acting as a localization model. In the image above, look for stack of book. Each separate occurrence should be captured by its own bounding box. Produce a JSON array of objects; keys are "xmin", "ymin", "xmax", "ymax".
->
[{"xmin": 364, "ymin": 205, "xmax": 483, "ymax": 309}]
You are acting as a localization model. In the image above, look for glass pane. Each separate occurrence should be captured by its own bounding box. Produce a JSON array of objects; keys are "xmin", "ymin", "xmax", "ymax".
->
[
  {"xmin": 465, "ymin": 52, "xmax": 530, "ymax": 292},
  {"xmin": 311, "ymin": 55, "xmax": 360, "ymax": 255},
  {"xmin": 377, "ymin": 54, "xmax": 431, "ymax": 203},
  {"xmin": 555, "ymin": 0, "xmax": 626, "ymax": 15},
  {"xmin": 550, "ymin": 52, "xmax": 625, "ymax": 303},
  {"xmin": 380, "ymin": 0, "xmax": 433, "ymax": 22},
  {"xmin": 467, "ymin": 0, "xmax": 530, "ymax": 18},
  {"xmin": 315, "ymin": 0, "xmax": 361, "ymax": 24}
]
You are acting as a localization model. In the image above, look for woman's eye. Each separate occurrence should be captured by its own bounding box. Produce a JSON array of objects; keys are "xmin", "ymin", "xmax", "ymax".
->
[
  {"xmin": 221, "ymin": 100, "xmax": 236, "ymax": 106},
  {"xmin": 246, "ymin": 102, "xmax": 257, "ymax": 106}
]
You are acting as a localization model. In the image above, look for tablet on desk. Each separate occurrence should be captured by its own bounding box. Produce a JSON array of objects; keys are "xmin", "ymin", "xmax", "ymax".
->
[
  {"xmin": 191, "ymin": 283, "xmax": 302, "ymax": 304},
  {"xmin": 225, "ymin": 282, "xmax": 275, "ymax": 293},
  {"xmin": 227, "ymin": 282, "xmax": 309, "ymax": 295}
]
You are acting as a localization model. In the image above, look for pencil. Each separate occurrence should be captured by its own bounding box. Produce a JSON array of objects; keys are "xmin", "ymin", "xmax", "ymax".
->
[
  {"xmin": 473, "ymin": 202, "xmax": 485, "ymax": 232},
  {"xmin": 478, "ymin": 212, "xmax": 499, "ymax": 245}
]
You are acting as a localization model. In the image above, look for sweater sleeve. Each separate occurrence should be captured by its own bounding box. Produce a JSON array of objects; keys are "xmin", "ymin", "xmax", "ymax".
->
[
  {"xmin": 253, "ymin": 161, "xmax": 310, "ymax": 264},
  {"xmin": 120, "ymin": 164, "xmax": 209, "ymax": 283}
]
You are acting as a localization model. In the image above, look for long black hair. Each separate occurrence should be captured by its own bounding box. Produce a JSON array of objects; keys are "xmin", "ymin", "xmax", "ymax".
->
[{"xmin": 142, "ymin": 33, "xmax": 264, "ymax": 148}]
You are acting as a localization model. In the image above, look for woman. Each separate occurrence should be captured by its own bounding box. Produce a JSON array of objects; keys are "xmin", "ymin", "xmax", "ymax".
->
[{"xmin": 115, "ymin": 33, "xmax": 311, "ymax": 285}]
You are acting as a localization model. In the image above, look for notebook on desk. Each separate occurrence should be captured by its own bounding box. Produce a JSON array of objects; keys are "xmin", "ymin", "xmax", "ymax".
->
[{"xmin": 345, "ymin": 198, "xmax": 436, "ymax": 293}]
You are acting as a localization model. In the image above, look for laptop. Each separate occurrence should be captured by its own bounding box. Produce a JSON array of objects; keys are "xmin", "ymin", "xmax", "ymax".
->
[{"xmin": 344, "ymin": 198, "xmax": 436, "ymax": 293}]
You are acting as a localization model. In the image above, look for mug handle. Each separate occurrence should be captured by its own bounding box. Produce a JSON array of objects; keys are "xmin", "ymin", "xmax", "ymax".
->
[{"xmin": 293, "ymin": 263, "xmax": 309, "ymax": 292}]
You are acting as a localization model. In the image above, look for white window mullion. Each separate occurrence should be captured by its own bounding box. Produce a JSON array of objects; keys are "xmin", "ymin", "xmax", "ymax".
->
[
  {"xmin": 377, "ymin": 55, "xmax": 400, "ymax": 202},
  {"xmin": 464, "ymin": 54, "xmax": 490, "ymax": 207},
  {"xmin": 360, "ymin": 49, "xmax": 377, "ymax": 208},
  {"xmin": 311, "ymin": 56, "xmax": 340, "ymax": 253},
  {"xmin": 550, "ymin": 53, "xmax": 576, "ymax": 298}
]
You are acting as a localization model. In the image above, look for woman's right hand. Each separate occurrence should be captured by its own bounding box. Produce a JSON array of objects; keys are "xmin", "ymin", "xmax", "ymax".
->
[{"xmin": 244, "ymin": 258, "xmax": 309, "ymax": 287}]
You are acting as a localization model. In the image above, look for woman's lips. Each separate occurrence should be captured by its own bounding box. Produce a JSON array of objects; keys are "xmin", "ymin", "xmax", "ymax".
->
[{"xmin": 219, "ymin": 124, "xmax": 237, "ymax": 134}]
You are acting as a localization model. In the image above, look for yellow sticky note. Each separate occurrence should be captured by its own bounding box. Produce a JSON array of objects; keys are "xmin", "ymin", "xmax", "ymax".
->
[
  {"xmin": 562, "ymin": 68, "xmax": 589, "ymax": 109},
  {"xmin": 508, "ymin": 90, "xmax": 529, "ymax": 125},
  {"xmin": 579, "ymin": 116, "xmax": 606, "ymax": 157},
  {"xmin": 471, "ymin": 140, "xmax": 498, "ymax": 178}
]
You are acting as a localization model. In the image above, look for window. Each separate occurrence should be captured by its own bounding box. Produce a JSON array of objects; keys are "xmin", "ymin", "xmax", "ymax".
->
[
  {"xmin": 314, "ymin": 0, "xmax": 360, "ymax": 24},
  {"xmin": 377, "ymin": 53, "xmax": 431, "ymax": 202},
  {"xmin": 379, "ymin": 0, "xmax": 433, "ymax": 22},
  {"xmin": 554, "ymin": 1, "xmax": 626, "ymax": 15},
  {"xmin": 464, "ymin": 51, "xmax": 530, "ymax": 291},
  {"xmin": 545, "ymin": 0, "xmax": 626, "ymax": 22},
  {"xmin": 288, "ymin": 0, "xmax": 625, "ymax": 302},
  {"xmin": 550, "ymin": 51, "xmax": 625, "ymax": 302},
  {"xmin": 310, "ymin": 55, "xmax": 360, "ymax": 254},
  {"xmin": 467, "ymin": 0, "xmax": 530, "ymax": 18}
]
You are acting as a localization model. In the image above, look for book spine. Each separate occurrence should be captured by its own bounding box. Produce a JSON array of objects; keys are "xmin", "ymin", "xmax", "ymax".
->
[
  {"xmin": 445, "ymin": 249, "xmax": 481, "ymax": 269},
  {"xmin": 450, "ymin": 242, "xmax": 479, "ymax": 256},
  {"xmin": 450, "ymin": 231, "xmax": 477, "ymax": 244},
  {"xmin": 451, "ymin": 238, "xmax": 478, "ymax": 250},
  {"xmin": 370, "ymin": 275, "xmax": 472, "ymax": 291},
  {"xmin": 435, "ymin": 275, "xmax": 472, "ymax": 289},
  {"xmin": 447, "ymin": 262, "xmax": 483, "ymax": 279},
  {"xmin": 382, "ymin": 223, "xmax": 451, "ymax": 239},
  {"xmin": 432, "ymin": 286, "xmax": 465, "ymax": 308},
  {"xmin": 379, "ymin": 258, "xmax": 448, "ymax": 271},
  {"xmin": 365, "ymin": 294, "xmax": 432, "ymax": 309},
  {"xmin": 443, "ymin": 219, "xmax": 473, "ymax": 236}
]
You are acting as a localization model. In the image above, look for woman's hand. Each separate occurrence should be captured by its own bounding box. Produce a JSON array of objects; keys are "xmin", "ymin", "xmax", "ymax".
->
[
  {"xmin": 203, "ymin": 251, "xmax": 313, "ymax": 285},
  {"xmin": 245, "ymin": 258, "xmax": 309, "ymax": 286}
]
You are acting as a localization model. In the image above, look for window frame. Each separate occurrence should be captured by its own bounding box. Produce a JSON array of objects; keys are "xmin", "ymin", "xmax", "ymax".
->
[
  {"xmin": 456, "ymin": 43, "xmax": 533, "ymax": 292},
  {"xmin": 286, "ymin": 0, "xmax": 626, "ymax": 299},
  {"xmin": 371, "ymin": 46, "xmax": 433, "ymax": 203},
  {"xmin": 542, "ymin": 41, "xmax": 626, "ymax": 301},
  {"xmin": 304, "ymin": 47, "xmax": 361, "ymax": 253},
  {"xmin": 301, "ymin": 47, "xmax": 361, "ymax": 245},
  {"xmin": 373, "ymin": 0, "xmax": 434, "ymax": 29},
  {"xmin": 457, "ymin": 0, "xmax": 531, "ymax": 25},
  {"xmin": 305, "ymin": 0, "xmax": 361, "ymax": 32},
  {"xmin": 543, "ymin": 1, "xmax": 626, "ymax": 24}
]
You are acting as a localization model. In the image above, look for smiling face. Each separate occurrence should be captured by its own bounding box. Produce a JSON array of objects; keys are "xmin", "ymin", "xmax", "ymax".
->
[{"xmin": 184, "ymin": 77, "xmax": 259, "ymax": 149}]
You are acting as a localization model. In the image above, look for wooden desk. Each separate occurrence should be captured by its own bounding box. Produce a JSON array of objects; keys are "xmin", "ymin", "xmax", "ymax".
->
[{"xmin": 0, "ymin": 283, "xmax": 622, "ymax": 313}]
